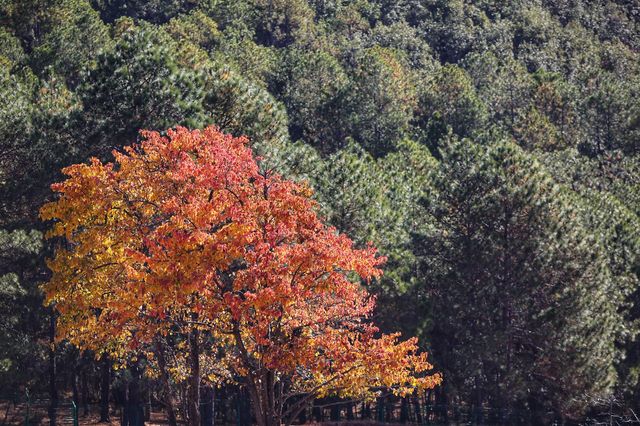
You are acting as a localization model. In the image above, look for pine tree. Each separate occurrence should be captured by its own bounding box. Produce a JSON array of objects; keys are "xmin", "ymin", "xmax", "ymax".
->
[{"xmin": 413, "ymin": 137, "xmax": 629, "ymax": 421}]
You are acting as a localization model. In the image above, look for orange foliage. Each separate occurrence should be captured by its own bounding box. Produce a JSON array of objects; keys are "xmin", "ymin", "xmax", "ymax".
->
[{"xmin": 41, "ymin": 126, "xmax": 441, "ymax": 404}]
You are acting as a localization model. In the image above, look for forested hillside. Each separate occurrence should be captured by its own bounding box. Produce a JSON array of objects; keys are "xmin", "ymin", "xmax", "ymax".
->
[{"xmin": 1, "ymin": 0, "xmax": 639, "ymax": 423}]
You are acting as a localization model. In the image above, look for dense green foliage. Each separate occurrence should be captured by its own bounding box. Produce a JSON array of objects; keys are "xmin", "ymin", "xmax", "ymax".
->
[{"xmin": 1, "ymin": 0, "xmax": 639, "ymax": 422}]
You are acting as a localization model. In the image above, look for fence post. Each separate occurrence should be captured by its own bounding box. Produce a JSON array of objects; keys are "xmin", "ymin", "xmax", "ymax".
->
[{"xmin": 72, "ymin": 401, "xmax": 78, "ymax": 426}]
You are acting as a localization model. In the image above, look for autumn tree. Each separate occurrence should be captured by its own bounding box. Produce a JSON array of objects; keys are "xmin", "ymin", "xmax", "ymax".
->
[{"xmin": 41, "ymin": 126, "xmax": 441, "ymax": 426}]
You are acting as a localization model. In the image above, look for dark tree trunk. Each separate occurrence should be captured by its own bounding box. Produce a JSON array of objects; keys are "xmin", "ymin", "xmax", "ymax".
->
[
  {"xmin": 123, "ymin": 365, "xmax": 144, "ymax": 426},
  {"xmin": 100, "ymin": 356, "xmax": 111, "ymax": 422},
  {"xmin": 296, "ymin": 400, "xmax": 307, "ymax": 424},
  {"xmin": 188, "ymin": 326, "xmax": 201, "ymax": 426},
  {"xmin": 72, "ymin": 364, "xmax": 79, "ymax": 407},
  {"xmin": 113, "ymin": 382, "xmax": 126, "ymax": 425},
  {"xmin": 144, "ymin": 388, "xmax": 151, "ymax": 422},
  {"xmin": 312, "ymin": 403, "xmax": 322, "ymax": 422},
  {"xmin": 218, "ymin": 386, "xmax": 227, "ymax": 424},
  {"xmin": 81, "ymin": 356, "xmax": 89, "ymax": 416},
  {"xmin": 385, "ymin": 397, "xmax": 393, "ymax": 422},
  {"xmin": 154, "ymin": 340, "xmax": 177, "ymax": 426},
  {"xmin": 361, "ymin": 402, "xmax": 371, "ymax": 420},
  {"xmin": 474, "ymin": 380, "xmax": 484, "ymax": 425},
  {"xmin": 435, "ymin": 386, "xmax": 448, "ymax": 424},
  {"xmin": 244, "ymin": 378, "xmax": 266, "ymax": 426},
  {"xmin": 48, "ymin": 310, "xmax": 58, "ymax": 426},
  {"xmin": 238, "ymin": 387, "xmax": 252, "ymax": 426},
  {"xmin": 400, "ymin": 397, "xmax": 409, "ymax": 423},
  {"xmin": 346, "ymin": 402, "xmax": 354, "ymax": 421},
  {"xmin": 376, "ymin": 396, "xmax": 385, "ymax": 423},
  {"xmin": 265, "ymin": 372, "xmax": 278, "ymax": 426},
  {"xmin": 329, "ymin": 402, "xmax": 340, "ymax": 422},
  {"xmin": 200, "ymin": 385, "xmax": 214, "ymax": 426},
  {"xmin": 413, "ymin": 393, "xmax": 422, "ymax": 424},
  {"xmin": 182, "ymin": 384, "xmax": 189, "ymax": 425}
]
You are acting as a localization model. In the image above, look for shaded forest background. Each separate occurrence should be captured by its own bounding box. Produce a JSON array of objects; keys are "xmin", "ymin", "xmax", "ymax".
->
[{"xmin": 0, "ymin": 0, "xmax": 639, "ymax": 423}]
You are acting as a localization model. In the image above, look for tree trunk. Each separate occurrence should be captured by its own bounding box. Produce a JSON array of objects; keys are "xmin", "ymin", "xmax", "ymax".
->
[
  {"xmin": 100, "ymin": 356, "xmax": 111, "ymax": 422},
  {"xmin": 243, "ymin": 373, "xmax": 282, "ymax": 426},
  {"xmin": 72, "ymin": 364, "xmax": 79, "ymax": 407},
  {"xmin": 376, "ymin": 396, "xmax": 385, "ymax": 423},
  {"xmin": 296, "ymin": 399, "xmax": 307, "ymax": 425},
  {"xmin": 312, "ymin": 403, "xmax": 322, "ymax": 422},
  {"xmin": 154, "ymin": 340, "xmax": 177, "ymax": 426},
  {"xmin": 200, "ymin": 385, "xmax": 214, "ymax": 426},
  {"xmin": 124, "ymin": 364, "xmax": 144, "ymax": 426},
  {"xmin": 182, "ymin": 384, "xmax": 189, "ymax": 425},
  {"xmin": 232, "ymin": 323, "xmax": 268, "ymax": 426},
  {"xmin": 245, "ymin": 378, "xmax": 266, "ymax": 426},
  {"xmin": 218, "ymin": 386, "xmax": 227, "ymax": 424},
  {"xmin": 48, "ymin": 310, "xmax": 58, "ymax": 426},
  {"xmin": 435, "ymin": 386, "xmax": 448, "ymax": 424},
  {"xmin": 413, "ymin": 393, "xmax": 422, "ymax": 424},
  {"xmin": 81, "ymin": 356, "xmax": 89, "ymax": 416},
  {"xmin": 400, "ymin": 397, "xmax": 409, "ymax": 423},
  {"xmin": 329, "ymin": 401, "xmax": 340, "ymax": 422},
  {"xmin": 188, "ymin": 326, "xmax": 201, "ymax": 426},
  {"xmin": 263, "ymin": 372, "xmax": 279, "ymax": 426},
  {"xmin": 361, "ymin": 402, "xmax": 371, "ymax": 420},
  {"xmin": 145, "ymin": 389, "xmax": 151, "ymax": 422},
  {"xmin": 385, "ymin": 396, "xmax": 393, "ymax": 422},
  {"xmin": 475, "ymin": 379, "xmax": 484, "ymax": 425}
]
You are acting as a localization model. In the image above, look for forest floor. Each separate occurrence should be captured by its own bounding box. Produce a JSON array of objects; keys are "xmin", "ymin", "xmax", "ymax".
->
[
  {"xmin": 0, "ymin": 402, "xmax": 171, "ymax": 425},
  {"xmin": 1, "ymin": 401, "xmax": 400, "ymax": 425}
]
